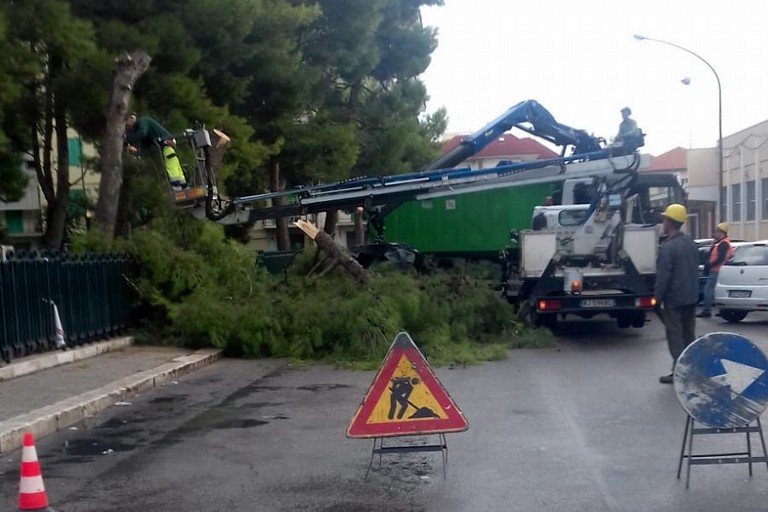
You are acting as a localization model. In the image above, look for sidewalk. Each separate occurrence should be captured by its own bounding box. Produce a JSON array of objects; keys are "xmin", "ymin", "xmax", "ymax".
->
[{"xmin": 0, "ymin": 337, "xmax": 221, "ymax": 453}]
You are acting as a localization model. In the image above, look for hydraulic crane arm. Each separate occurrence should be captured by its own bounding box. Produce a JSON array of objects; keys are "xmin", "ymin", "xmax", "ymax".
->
[
  {"xmin": 183, "ymin": 100, "xmax": 639, "ymax": 226},
  {"xmin": 189, "ymin": 151, "xmax": 645, "ymax": 226},
  {"xmin": 423, "ymin": 99, "xmax": 604, "ymax": 171}
]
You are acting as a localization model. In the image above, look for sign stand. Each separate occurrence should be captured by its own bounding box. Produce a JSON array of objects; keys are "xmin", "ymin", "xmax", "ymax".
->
[
  {"xmin": 677, "ymin": 415, "xmax": 768, "ymax": 489},
  {"xmin": 366, "ymin": 433, "xmax": 448, "ymax": 479},
  {"xmin": 672, "ymin": 332, "xmax": 768, "ymax": 488}
]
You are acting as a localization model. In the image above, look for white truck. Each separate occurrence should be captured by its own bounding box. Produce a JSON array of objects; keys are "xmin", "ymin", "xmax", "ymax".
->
[{"xmin": 501, "ymin": 162, "xmax": 684, "ymax": 329}]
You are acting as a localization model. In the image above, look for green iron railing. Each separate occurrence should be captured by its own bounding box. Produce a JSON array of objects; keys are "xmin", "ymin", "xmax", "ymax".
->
[{"xmin": 0, "ymin": 250, "xmax": 131, "ymax": 364}]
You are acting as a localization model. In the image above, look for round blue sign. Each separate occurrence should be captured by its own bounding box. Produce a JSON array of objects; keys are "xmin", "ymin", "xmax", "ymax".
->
[{"xmin": 674, "ymin": 332, "xmax": 768, "ymax": 428}]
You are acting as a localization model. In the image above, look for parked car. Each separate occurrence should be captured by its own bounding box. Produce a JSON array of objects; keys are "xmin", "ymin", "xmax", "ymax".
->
[
  {"xmin": 695, "ymin": 238, "xmax": 746, "ymax": 248},
  {"xmin": 714, "ymin": 241, "xmax": 768, "ymax": 322}
]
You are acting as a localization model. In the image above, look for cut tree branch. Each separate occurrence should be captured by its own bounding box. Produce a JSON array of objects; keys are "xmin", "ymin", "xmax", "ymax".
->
[{"xmin": 294, "ymin": 219, "xmax": 369, "ymax": 283}]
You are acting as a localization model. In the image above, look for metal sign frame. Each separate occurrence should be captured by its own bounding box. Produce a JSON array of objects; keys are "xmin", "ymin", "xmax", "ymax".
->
[{"xmin": 677, "ymin": 415, "xmax": 768, "ymax": 488}]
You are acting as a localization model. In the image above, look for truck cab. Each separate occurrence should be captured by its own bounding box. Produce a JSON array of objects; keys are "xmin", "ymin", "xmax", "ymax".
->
[{"xmin": 559, "ymin": 173, "xmax": 685, "ymax": 223}]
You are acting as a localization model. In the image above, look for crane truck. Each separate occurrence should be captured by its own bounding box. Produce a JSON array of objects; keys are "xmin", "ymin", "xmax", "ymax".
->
[{"xmin": 168, "ymin": 100, "xmax": 685, "ymax": 329}]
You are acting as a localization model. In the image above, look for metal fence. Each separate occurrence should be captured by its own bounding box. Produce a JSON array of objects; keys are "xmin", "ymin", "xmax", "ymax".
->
[{"xmin": 0, "ymin": 250, "xmax": 131, "ymax": 364}]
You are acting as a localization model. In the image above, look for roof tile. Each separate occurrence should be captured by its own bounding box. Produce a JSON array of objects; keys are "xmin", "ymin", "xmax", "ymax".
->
[
  {"xmin": 647, "ymin": 147, "xmax": 687, "ymax": 171},
  {"xmin": 442, "ymin": 134, "xmax": 558, "ymax": 160}
]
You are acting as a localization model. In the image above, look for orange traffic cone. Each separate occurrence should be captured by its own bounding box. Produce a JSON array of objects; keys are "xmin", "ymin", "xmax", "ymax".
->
[{"xmin": 18, "ymin": 432, "xmax": 53, "ymax": 511}]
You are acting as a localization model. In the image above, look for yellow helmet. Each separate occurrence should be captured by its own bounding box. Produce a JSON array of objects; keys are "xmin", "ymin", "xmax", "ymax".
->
[
  {"xmin": 716, "ymin": 222, "xmax": 729, "ymax": 234},
  {"xmin": 661, "ymin": 204, "xmax": 687, "ymax": 224}
]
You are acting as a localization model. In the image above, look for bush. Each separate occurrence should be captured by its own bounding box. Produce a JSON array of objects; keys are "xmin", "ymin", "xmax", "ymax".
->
[{"xmin": 72, "ymin": 215, "xmax": 553, "ymax": 366}]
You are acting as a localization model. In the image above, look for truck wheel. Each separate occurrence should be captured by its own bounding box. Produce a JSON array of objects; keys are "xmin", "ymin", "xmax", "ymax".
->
[
  {"xmin": 516, "ymin": 302, "xmax": 532, "ymax": 324},
  {"xmin": 517, "ymin": 302, "xmax": 557, "ymax": 329},
  {"xmin": 631, "ymin": 312, "xmax": 646, "ymax": 328},
  {"xmin": 616, "ymin": 314, "xmax": 631, "ymax": 329},
  {"xmin": 537, "ymin": 313, "xmax": 558, "ymax": 329},
  {"xmin": 720, "ymin": 310, "xmax": 747, "ymax": 323}
]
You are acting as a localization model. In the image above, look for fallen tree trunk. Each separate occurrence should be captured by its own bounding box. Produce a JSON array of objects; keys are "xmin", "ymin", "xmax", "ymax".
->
[{"xmin": 294, "ymin": 220, "xmax": 369, "ymax": 283}]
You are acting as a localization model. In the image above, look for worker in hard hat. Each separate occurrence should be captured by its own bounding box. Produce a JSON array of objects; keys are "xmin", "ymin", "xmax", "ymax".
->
[
  {"xmin": 698, "ymin": 223, "xmax": 734, "ymax": 318},
  {"xmin": 614, "ymin": 107, "xmax": 644, "ymax": 151},
  {"xmin": 125, "ymin": 113, "xmax": 187, "ymax": 191},
  {"xmin": 655, "ymin": 203, "xmax": 700, "ymax": 384}
]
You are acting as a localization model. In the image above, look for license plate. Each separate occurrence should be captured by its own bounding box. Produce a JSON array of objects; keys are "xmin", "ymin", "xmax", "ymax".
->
[
  {"xmin": 581, "ymin": 299, "xmax": 616, "ymax": 308},
  {"xmin": 729, "ymin": 290, "xmax": 752, "ymax": 298}
]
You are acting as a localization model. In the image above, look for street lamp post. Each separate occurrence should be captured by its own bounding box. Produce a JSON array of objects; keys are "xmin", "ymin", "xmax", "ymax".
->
[{"xmin": 633, "ymin": 34, "xmax": 723, "ymax": 223}]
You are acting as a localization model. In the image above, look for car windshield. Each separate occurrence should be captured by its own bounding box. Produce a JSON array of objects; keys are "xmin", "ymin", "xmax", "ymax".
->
[
  {"xmin": 726, "ymin": 245, "xmax": 768, "ymax": 266},
  {"xmin": 558, "ymin": 209, "xmax": 588, "ymax": 227}
]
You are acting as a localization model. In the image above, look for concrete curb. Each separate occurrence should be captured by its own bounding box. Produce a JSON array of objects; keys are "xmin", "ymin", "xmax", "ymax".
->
[
  {"xmin": 0, "ymin": 348, "xmax": 222, "ymax": 454},
  {"xmin": 0, "ymin": 337, "xmax": 135, "ymax": 382}
]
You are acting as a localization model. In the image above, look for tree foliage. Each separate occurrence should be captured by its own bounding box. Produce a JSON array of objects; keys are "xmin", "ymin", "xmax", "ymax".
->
[
  {"xmin": 0, "ymin": 153, "xmax": 28, "ymax": 203},
  {"xmin": 0, "ymin": 1, "xmax": 535, "ymax": 352},
  {"xmin": 0, "ymin": 0, "xmax": 555, "ymax": 363},
  {"xmin": 274, "ymin": 0, "xmax": 446, "ymax": 235},
  {"xmin": 71, "ymin": 217, "xmax": 551, "ymax": 366},
  {"xmin": 0, "ymin": 5, "xmax": 31, "ymax": 203},
  {"xmin": 0, "ymin": 0, "xmax": 447, "ymax": 246},
  {"xmin": 0, "ymin": 6, "xmax": 36, "ymax": 145},
  {"xmin": 1, "ymin": 0, "xmax": 108, "ymax": 247}
]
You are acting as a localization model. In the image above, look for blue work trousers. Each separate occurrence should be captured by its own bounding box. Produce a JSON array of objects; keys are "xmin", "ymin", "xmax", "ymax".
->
[{"xmin": 701, "ymin": 271, "xmax": 718, "ymax": 314}]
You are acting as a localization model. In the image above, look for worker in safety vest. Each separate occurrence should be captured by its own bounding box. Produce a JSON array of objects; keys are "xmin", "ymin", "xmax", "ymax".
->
[
  {"xmin": 124, "ymin": 113, "xmax": 187, "ymax": 190},
  {"xmin": 697, "ymin": 222, "xmax": 734, "ymax": 318}
]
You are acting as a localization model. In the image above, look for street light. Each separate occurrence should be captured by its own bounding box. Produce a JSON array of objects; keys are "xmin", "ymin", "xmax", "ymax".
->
[{"xmin": 633, "ymin": 34, "xmax": 723, "ymax": 222}]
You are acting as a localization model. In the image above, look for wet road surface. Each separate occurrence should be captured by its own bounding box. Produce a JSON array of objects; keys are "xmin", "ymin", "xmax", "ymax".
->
[{"xmin": 2, "ymin": 313, "xmax": 768, "ymax": 511}]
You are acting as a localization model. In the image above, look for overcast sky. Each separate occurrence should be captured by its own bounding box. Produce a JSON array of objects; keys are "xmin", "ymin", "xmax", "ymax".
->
[{"xmin": 419, "ymin": 0, "xmax": 768, "ymax": 156}]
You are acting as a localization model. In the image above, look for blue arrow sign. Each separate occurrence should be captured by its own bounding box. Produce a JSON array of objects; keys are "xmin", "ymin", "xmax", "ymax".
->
[{"xmin": 674, "ymin": 332, "xmax": 768, "ymax": 428}]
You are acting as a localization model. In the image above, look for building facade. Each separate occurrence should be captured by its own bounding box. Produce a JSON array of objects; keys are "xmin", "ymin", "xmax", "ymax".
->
[
  {"xmin": 0, "ymin": 130, "xmax": 98, "ymax": 248},
  {"xmin": 721, "ymin": 120, "xmax": 768, "ymax": 241}
]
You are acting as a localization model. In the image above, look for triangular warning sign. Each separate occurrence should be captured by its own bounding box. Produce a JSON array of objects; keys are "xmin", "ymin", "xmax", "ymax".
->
[{"xmin": 347, "ymin": 332, "xmax": 469, "ymax": 438}]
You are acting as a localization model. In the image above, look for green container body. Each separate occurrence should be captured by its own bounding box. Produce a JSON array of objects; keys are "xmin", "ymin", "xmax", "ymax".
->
[{"xmin": 383, "ymin": 182, "xmax": 553, "ymax": 257}]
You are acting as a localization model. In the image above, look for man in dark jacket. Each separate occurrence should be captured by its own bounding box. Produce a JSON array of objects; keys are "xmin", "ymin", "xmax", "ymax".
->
[
  {"xmin": 655, "ymin": 203, "xmax": 700, "ymax": 384},
  {"xmin": 125, "ymin": 113, "xmax": 187, "ymax": 190}
]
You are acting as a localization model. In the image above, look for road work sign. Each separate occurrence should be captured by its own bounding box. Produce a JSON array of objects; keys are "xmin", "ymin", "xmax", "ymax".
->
[{"xmin": 346, "ymin": 332, "xmax": 468, "ymax": 438}]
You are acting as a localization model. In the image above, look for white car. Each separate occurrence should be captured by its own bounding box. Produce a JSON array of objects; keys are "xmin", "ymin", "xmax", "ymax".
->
[{"xmin": 714, "ymin": 241, "xmax": 768, "ymax": 322}]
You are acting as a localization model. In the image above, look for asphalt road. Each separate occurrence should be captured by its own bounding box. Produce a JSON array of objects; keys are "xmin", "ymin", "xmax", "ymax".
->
[{"xmin": 3, "ymin": 313, "xmax": 768, "ymax": 511}]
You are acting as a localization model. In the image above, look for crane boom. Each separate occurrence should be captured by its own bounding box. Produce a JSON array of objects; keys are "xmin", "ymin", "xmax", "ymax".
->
[
  {"xmin": 179, "ymin": 99, "xmax": 645, "ymax": 227},
  {"xmin": 188, "ymin": 150, "xmax": 643, "ymax": 225}
]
